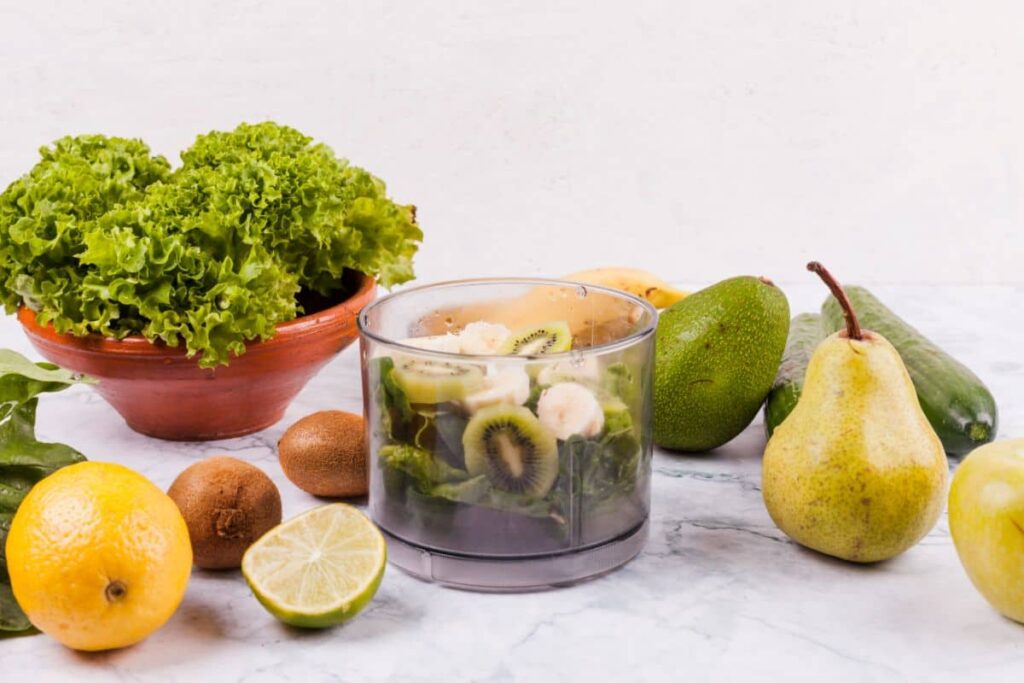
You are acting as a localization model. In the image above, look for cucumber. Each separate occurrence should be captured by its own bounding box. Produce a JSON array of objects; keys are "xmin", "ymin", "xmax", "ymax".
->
[
  {"xmin": 764, "ymin": 313, "xmax": 827, "ymax": 437},
  {"xmin": 821, "ymin": 286, "xmax": 998, "ymax": 456}
]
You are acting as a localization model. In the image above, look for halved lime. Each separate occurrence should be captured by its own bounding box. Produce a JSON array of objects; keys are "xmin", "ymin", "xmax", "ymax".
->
[{"xmin": 241, "ymin": 504, "xmax": 386, "ymax": 628}]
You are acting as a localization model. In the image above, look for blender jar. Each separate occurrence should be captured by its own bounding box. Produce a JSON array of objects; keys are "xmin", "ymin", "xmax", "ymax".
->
[{"xmin": 358, "ymin": 278, "xmax": 656, "ymax": 590}]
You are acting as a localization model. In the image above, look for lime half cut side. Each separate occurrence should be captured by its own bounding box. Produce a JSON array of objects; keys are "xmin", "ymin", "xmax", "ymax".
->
[{"xmin": 241, "ymin": 503, "xmax": 386, "ymax": 628}]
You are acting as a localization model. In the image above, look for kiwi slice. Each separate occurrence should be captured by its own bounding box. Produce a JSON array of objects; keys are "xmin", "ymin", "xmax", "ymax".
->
[
  {"xmin": 462, "ymin": 405, "xmax": 559, "ymax": 497},
  {"xmin": 499, "ymin": 321, "xmax": 572, "ymax": 356},
  {"xmin": 392, "ymin": 355, "xmax": 484, "ymax": 404}
]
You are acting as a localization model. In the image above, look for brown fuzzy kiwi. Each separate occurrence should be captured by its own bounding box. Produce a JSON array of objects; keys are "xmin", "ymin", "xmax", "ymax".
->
[
  {"xmin": 167, "ymin": 456, "xmax": 282, "ymax": 570},
  {"xmin": 278, "ymin": 410, "xmax": 367, "ymax": 497}
]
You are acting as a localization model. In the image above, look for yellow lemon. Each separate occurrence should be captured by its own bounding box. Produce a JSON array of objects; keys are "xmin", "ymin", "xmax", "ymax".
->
[{"xmin": 5, "ymin": 461, "xmax": 192, "ymax": 651}]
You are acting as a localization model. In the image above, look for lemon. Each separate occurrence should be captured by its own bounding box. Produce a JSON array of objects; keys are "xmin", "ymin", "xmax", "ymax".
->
[
  {"xmin": 5, "ymin": 462, "xmax": 192, "ymax": 651},
  {"xmin": 241, "ymin": 504, "xmax": 385, "ymax": 628}
]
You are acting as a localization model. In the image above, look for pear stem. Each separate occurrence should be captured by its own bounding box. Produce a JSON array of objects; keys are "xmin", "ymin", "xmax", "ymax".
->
[{"xmin": 806, "ymin": 261, "xmax": 863, "ymax": 340}]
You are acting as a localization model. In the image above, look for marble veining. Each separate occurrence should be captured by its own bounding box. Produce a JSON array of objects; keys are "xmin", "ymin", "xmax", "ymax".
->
[{"xmin": 2, "ymin": 283, "xmax": 1023, "ymax": 682}]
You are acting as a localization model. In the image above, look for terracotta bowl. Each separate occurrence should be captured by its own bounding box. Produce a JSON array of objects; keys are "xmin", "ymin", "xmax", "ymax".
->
[{"xmin": 18, "ymin": 272, "xmax": 376, "ymax": 441}]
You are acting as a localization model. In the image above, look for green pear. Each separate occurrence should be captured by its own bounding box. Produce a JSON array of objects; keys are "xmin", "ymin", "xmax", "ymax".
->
[
  {"xmin": 949, "ymin": 439, "xmax": 1024, "ymax": 622},
  {"xmin": 762, "ymin": 262, "xmax": 948, "ymax": 563}
]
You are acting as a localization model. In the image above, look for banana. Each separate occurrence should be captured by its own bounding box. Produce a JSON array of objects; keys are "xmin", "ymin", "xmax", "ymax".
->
[
  {"xmin": 536, "ymin": 382, "xmax": 605, "ymax": 440},
  {"xmin": 562, "ymin": 267, "xmax": 689, "ymax": 309},
  {"xmin": 458, "ymin": 321, "xmax": 511, "ymax": 355},
  {"xmin": 462, "ymin": 366, "xmax": 531, "ymax": 413},
  {"xmin": 417, "ymin": 268, "xmax": 682, "ymax": 342}
]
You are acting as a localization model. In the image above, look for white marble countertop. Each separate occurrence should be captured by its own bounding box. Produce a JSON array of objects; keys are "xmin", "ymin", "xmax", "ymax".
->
[{"xmin": 2, "ymin": 282, "xmax": 1023, "ymax": 682}]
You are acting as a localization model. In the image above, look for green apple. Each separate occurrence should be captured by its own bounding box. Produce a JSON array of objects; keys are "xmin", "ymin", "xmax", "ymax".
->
[{"xmin": 949, "ymin": 438, "xmax": 1024, "ymax": 623}]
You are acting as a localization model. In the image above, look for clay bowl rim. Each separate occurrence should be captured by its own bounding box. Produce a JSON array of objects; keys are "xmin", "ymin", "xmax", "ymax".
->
[{"xmin": 16, "ymin": 271, "xmax": 377, "ymax": 361}]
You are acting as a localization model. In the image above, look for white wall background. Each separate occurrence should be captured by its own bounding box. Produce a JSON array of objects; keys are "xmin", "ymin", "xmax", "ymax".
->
[{"xmin": 1, "ymin": 0, "xmax": 1022, "ymax": 286}]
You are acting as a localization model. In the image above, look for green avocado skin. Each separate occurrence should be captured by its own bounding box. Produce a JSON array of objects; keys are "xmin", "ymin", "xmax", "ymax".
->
[{"xmin": 653, "ymin": 276, "xmax": 790, "ymax": 452}]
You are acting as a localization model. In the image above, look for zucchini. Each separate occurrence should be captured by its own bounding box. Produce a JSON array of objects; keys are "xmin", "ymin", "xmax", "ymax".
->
[
  {"xmin": 764, "ymin": 313, "xmax": 827, "ymax": 437},
  {"xmin": 821, "ymin": 286, "xmax": 998, "ymax": 455}
]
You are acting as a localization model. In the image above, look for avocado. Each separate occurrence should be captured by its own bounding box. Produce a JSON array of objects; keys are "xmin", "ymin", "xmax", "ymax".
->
[{"xmin": 653, "ymin": 276, "xmax": 789, "ymax": 451}]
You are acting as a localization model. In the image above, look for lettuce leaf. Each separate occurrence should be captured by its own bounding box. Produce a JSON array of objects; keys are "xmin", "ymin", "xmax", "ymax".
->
[
  {"xmin": 0, "ymin": 123, "xmax": 422, "ymax": 367},
  {"xmin": 378, "ymin": 443, "xmax": 468, "ymax": 491}
]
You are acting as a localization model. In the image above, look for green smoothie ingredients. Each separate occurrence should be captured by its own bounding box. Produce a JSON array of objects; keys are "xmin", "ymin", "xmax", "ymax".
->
[
  {"xmin": 0, "ymin": 122, "xmax": 421, "ymax": 367},
  {"xmin": 0, "ymin": 350, "xmax": 88, "ymax": 633},
  {"xmin": 241, "ymin": 504, "xmax": 386, "ymax": 629},
  {"xmin": 762, "ymin": 263, "xmax": 947, "ymax": 563},
  {"xmin": 653, "ymin": 276, "xmax": 789, "ymax": 452},
  {"xmin": 167, "ymin": 456, "xmax": 282, "ymax": 570},
  {"xmin": 821, "ymin": 286, "xmax": 998, "ymax": 455},
  {"xmin": 370, "ymin": 319, "xmax": 646, "ymax": 549}
]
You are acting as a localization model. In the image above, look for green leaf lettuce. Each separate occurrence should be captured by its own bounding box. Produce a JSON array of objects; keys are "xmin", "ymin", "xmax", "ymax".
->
[{"xmin": 0, "ymin": 123, "xmax": 422, "ymax": 367}]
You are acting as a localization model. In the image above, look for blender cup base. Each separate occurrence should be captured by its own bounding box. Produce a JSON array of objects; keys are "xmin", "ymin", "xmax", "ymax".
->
[{"xmin": 381, "ymin": 518, "xmax": 649, "ymax": 592}]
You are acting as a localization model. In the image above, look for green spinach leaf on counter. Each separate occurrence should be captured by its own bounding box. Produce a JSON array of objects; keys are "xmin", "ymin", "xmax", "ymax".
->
[
  {"xmin": 0, "ymin": 352, "xmax": 87, "ymax": 633},
  {"xmin": 373, "ymin": 352, "xmax": 646, "ymax": 529}
]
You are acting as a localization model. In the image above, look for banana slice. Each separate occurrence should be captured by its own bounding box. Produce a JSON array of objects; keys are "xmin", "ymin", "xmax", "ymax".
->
[
  {"xmin": 536, "ymin": 382, "xmax": 605, "ymax": 440},
  {"xmin": 458, "ymin": 322, "xmax": 511, "ymax": 355},
  {"xmin": 462, "ymin": 366, "xmax": 531, "ymax": 413}
]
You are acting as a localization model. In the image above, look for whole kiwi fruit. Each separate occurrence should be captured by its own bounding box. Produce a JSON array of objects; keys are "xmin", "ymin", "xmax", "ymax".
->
[
  {"xmin": 168, "ymin": 456, "xmax": 282, "ymax": 570},
  {"xmin": 278, "ymin": 410, "xmax": 367, "ymax": 497}
]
